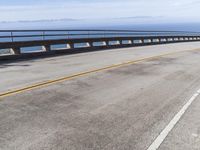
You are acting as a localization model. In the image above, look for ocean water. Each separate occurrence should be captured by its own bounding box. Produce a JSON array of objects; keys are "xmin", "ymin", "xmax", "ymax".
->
[{"xmin": 1, "ymin": 20, "xmax": 200, "ymax": 31}]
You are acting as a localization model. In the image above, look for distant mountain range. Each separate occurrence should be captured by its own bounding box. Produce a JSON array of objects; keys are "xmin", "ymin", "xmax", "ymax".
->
[
  {"xmin": 0, "ymin": 16, "xmax": 164, "ymax": 24},
  {"xmin": 114, "ymin": 16, "xmax": 163, "ymax": 20},
  {"xmin": 0, "ymin": 18, "xmax": 78, "ymax": 23}
]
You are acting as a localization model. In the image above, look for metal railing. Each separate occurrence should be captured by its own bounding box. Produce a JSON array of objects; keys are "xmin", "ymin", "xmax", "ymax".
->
[
  {"xmin": 0, "ymin": 29, "xmax": 200, "ymax": 43},
  {"xmin": 0, "ymin": 29, "xmax": 200, "ymax": 60}
]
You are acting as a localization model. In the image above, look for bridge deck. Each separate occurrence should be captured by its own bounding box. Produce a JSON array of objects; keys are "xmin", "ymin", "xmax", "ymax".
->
[{"xmin": 1, "ymin": 42, "xmax": 200, "ymax": 149}]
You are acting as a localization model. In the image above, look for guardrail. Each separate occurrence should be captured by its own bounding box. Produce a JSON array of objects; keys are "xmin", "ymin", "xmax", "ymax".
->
[{"xmin": 0, "ymin": 30, "xmax": 200, "ymax": 60}]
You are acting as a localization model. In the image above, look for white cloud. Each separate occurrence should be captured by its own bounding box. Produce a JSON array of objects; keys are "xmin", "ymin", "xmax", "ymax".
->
[{"xmin": 0, "ymin": 0, "xmax": 200, "ymax": 22}]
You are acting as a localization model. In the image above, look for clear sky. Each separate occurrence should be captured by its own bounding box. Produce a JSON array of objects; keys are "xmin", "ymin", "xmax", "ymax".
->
[{"xmin": 0, "ymin": 0, "xmax": 200, "ymax": 23}]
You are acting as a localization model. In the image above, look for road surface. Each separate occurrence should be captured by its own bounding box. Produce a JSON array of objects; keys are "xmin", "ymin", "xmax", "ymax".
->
[{"xmin": 1, "ymin": 42, "xmax": 200, "ymax": 150}]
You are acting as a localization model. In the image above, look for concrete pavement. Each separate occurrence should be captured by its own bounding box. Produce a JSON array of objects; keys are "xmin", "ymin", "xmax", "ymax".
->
[
  {"xmin": 159, "ymin": 94, "xmax": 200, "ymax": 150},
  {"xmin": 1, "ymin": 42, "xmax": 200, "ymax": 149},
  {"xmin": 1, "ymin": 42, "xmax": 200, "ymax": 93}
]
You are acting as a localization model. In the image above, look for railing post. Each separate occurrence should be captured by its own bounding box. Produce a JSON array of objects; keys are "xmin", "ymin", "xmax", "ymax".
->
[
  {"xmin": 42, "ymin": 31, "xmax": 45, "ymax": 40},
  {"xmin": 155, "ymin": 39, "xmax": 159, "ymax": 43},
  {"xmin": 68, "ymin": 43, "xmax": 74, "ymax": 49},
  {"xmin": 166, "ymin": 38, "xmax": 169, "ymax": 42},
  {"xmin": 105, "ymin": 41, "xmax": 109, "ymax": 46},
  {"xmin": 11, "ymin": 47, "xmax": 21, "ymax": 55},
  {"xmin": 42, "ymin": 45, "xmax": 51, "ymax": 52},
  {"xmin": 67, "ymin": 31, "xmax": 69, "ymax": 39},
  {"xmin": 11, "ymin": 31, "xmax": 14, "ymax": 42},
  {"xmin": 86, "ymin": 42, "xmax": 92, "ymax": 47},
  {"xmin": 88, "ymin": 31, "xmax": 90, "ymax": 38},
  {"xmin": 127, "ymin": 40, "xmax": 132, "ymax": 44},
  {"xmin": 102, "ymin": 41, "xmax": 107, "ymax": 46},
  {"xmin": 66, "ymin": 44, "xmax": 71, "ymax": 49},
  {"xmin": 140, "ymin": 38, "xmax": 144, "ymax": 44}
]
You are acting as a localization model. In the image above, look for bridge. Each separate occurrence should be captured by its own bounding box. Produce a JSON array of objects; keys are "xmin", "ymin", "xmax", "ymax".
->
[{"xmin": 1, "ymin": 30, "xmax": 200, "ymax": 150}]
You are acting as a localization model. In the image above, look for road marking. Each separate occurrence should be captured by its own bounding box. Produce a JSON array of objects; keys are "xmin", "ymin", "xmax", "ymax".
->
[
  {"xmin": 0, "ymin": 48, "xmax": 200, "ymax": 99},
  {"xmin": 147, "ymin": 88, "xmax": 200, "ymax": 150}
]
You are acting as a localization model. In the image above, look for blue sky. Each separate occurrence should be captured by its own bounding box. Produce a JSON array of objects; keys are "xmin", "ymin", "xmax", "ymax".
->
[{"xmin": 0, "ymin": 0, "xmax": 200, "ymax": 23}]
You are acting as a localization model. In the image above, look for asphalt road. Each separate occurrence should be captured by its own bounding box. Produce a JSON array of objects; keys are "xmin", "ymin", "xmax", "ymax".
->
[{"xmin": 1, "ymin": 42, "xmax": 200, "ymax": 150}]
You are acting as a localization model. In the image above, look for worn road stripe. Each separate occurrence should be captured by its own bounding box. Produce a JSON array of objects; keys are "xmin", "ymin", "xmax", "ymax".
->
[
  {"xmin": 0, "ymin": 48, "xmax": 200, "ymax": 99},
  {"xmin": 147, "ymin": 89, "xmax": 200, "ymax": 150}
]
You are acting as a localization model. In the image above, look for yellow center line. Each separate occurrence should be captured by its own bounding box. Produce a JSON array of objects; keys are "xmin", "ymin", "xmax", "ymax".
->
[{"xmin": 0, "ymin": 48, "xmax": 200, "ymax": 99}]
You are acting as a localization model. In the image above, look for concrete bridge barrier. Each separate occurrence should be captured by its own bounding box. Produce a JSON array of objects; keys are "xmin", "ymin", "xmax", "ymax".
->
[{"xmin": 0, "ymin": 30, "xmax": 200, "ymax": 60}]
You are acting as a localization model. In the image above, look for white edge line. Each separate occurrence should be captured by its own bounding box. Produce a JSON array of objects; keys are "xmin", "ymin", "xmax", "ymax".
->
[{"xmin": 147, "ymin": 88, "xmax": 200, "ymax": 150}]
